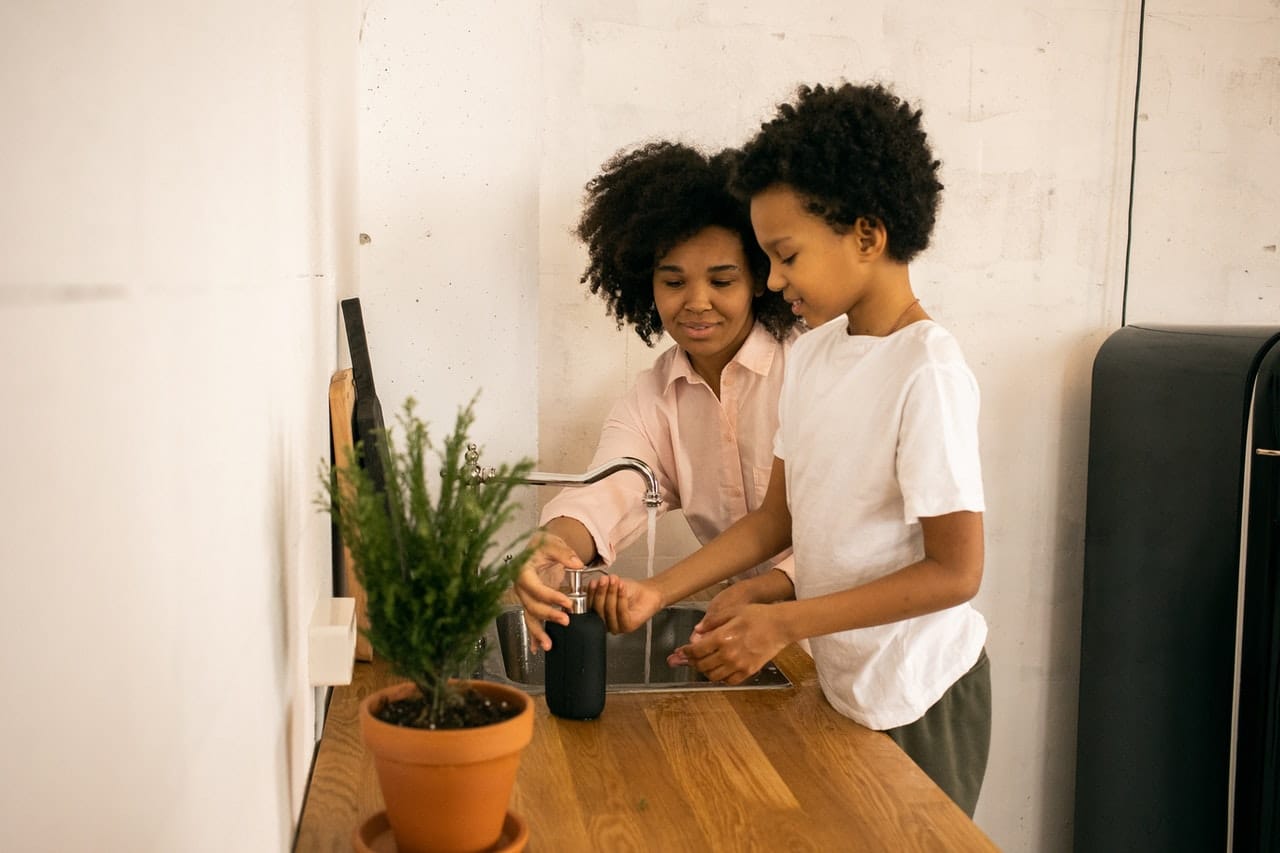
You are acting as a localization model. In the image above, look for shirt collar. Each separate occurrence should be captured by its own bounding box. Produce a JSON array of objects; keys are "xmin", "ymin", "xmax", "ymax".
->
[{"xmin": 661, "ymin": 321, "xmax": 778, "ymax": 391}]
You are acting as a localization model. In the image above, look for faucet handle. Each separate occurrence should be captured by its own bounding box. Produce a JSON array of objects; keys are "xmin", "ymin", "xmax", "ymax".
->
[{"xmin": 463, "ymin": 442, "xmax": 497, "ymax": 483}]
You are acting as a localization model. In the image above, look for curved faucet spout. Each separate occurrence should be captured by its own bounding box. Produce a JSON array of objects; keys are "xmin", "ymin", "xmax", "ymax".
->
[
  {"xmin": 521, "ymin": 457, "xmax": 662, "ymax": 508},
  {"xmin": 465, "ymin": 444, "xmax": 661, "ymax": 509}
]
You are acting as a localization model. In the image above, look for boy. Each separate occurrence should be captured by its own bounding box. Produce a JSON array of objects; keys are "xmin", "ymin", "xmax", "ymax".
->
[{"xmin": 590, "ymin": 83, "xmax": 991, "ymax": 816}]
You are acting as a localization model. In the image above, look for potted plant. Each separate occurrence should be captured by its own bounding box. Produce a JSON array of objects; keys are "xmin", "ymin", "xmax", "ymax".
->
[{"xmin": 321, "ymin": 396, "xmax": 537, "ymax": 853}]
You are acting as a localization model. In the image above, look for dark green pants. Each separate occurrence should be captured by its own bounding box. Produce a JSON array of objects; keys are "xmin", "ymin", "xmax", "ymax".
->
[{"xmin": 884, "ymin": 648, "xmax": 991, "ymax": 817}]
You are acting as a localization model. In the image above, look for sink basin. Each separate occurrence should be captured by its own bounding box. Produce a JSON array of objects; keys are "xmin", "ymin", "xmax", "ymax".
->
[{"xmin": 479, "ymin": 604, "xmax": 792, "ymax": 693}]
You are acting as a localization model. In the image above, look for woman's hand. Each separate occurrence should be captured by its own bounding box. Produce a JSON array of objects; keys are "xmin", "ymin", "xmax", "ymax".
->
[
  {"xmin": 673, "ymin": 603, "xmax": 789, "ymax": 685},
  {"xmin": 587, "ymin": 574, "xmax": 662, "ymax": 634},
  {"xmin": 513, "ymin": 531, "xmax": 582, "ymax": 652}
]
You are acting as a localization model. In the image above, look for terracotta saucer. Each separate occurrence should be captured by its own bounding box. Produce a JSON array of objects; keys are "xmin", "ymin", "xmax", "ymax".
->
[{"xmin": 353, "ymin": 810, "xmax": 528, "ymax": 853}]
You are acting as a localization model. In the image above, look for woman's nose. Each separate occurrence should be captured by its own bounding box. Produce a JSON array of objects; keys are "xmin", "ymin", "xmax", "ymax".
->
[{"xmin": 684, "ymin": 279, "xmax": 713, "ymax": 310}]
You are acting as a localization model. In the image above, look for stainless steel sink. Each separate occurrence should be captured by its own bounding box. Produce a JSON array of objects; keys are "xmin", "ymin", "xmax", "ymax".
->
[{"xmin": 479, "ymin": 604, "xmax": 792, "ymax": 693}]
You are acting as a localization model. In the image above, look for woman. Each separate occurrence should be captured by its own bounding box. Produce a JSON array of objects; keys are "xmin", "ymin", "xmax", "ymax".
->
[{"xmin": 517, "ymin": 141, "xmax": 802, "ymax": 651}]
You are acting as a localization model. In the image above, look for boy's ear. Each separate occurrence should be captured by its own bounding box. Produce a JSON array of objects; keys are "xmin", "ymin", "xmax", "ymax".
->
[{"xmin": 853, "ymin": 216, "xmax": 888, "ymax": 258}]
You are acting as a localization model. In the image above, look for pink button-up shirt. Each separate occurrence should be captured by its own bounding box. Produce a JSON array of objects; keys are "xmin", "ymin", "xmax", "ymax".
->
[{"xmin": 540, "ymin": 322, "xmax": 797, "ymax": 581}]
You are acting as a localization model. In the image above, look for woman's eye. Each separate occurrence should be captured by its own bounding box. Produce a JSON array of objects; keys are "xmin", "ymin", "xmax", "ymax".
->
[
  {"xmin": 711, "ymin": 279, "xmax": 734, "ymax": 287},
  {"xmin": 662, "ymin": 280, "xmax": 684, "ymax": 288},
  {"xmin": 781, "ymin": 253, "xmax": 797, "ymax": 266}
]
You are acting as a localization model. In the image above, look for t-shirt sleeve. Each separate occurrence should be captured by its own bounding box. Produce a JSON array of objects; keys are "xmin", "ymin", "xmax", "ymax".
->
[
  {"xmin": 772, "ymin": 345, "xmax": 795, "ymax": 462},
  {"xmin": 896, "ymin": 362, "xmax": 985, "ymax": 522}
]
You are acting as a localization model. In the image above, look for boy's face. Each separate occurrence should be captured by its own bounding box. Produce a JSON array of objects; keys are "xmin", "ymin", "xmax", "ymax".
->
[
  {"xmin": 652, "ymin": 225, "xmax": 759, "ymax": 378},
  {"xmin": 750, "ymin": 183, "xmax": 869, "ymax": 328}
]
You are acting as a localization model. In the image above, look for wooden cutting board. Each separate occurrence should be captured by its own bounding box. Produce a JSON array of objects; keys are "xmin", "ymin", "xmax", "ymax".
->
[{"xmin": 328, "ymin": 368, "xmax": 373, "ymax": 661}]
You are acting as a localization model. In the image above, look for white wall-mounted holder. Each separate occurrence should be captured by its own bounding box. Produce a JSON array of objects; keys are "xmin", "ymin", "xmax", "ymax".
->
[{"xmin": 308, "ymin": 597, "xmax": 357, "ymax": 686}]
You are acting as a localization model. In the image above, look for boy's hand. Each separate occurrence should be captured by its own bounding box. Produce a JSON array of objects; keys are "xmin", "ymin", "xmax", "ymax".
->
[
  {"xmin": 513, "ymin": 531, "xmax": 580, "ymax": 652},
  {"xmin": 667, "ymin": 580, "xmax": 758, "ymax": 666},
  {"xmin": 588, "ymin": 574, "xmax": 662, "ymax": 634},
  {"xmin": 674, "ymin": 603, "xmax": 787, "ymax": 685},
  {"xmin": 702, "ymin": 577, "xmax": 761, "ymax": 624}
]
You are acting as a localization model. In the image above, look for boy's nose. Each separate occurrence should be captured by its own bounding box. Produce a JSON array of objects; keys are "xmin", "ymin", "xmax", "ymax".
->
[{"xmin": 766, "ymin": 263, "xmax": 786, "ymax": 292}]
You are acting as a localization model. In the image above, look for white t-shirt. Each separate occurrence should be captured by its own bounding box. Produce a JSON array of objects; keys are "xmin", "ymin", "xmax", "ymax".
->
[{"xmin": 774, "ymin": 316, "xmax": 987, "ymax": 730}]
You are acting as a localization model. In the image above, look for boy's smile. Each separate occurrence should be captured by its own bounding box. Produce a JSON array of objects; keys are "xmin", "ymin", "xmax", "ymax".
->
[
  {"xmin": 751, "ymin": 183, "xmax": 916, "ymax": 335},
  {"xmin": 750, "ymin": 184, "xmax": 866, "ymax": 328}
]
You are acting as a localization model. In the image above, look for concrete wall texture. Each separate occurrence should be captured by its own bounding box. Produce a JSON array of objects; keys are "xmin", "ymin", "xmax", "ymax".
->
[{"xmin": 1, "ymin": 1, "xmax": 1274, "ymax": 850}]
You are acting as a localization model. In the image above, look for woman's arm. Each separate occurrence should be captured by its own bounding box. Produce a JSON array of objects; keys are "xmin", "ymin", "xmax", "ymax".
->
[
  {"xmin": 590, "ymin": 457, "xmax": 793, "ymax": 633},
  {"xmin": 512, "ymin": 517, "xmax": 592, "ymax": 651}
]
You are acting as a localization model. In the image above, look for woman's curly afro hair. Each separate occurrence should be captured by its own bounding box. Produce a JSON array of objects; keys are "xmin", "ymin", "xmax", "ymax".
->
[
  {"xmin": 733, "ymin": 82, "xmax": 943, "ymax": 263},
  {"xmin": 575, "ymin": 141, "xmax": 797, "ymax": 345}
]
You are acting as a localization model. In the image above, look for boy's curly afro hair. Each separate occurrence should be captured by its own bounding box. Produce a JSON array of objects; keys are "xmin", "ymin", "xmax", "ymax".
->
[
  {"xmin": 733, "ymin": 82, "xmax": 943, "ymax": 263},
  {"xmin": 576, "ymin": 141, "xmax": 797, "ymax": 345}
]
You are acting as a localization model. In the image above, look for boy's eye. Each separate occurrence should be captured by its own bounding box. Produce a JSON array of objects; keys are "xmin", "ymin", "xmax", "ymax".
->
[
  {"xmin": 662, "ymin": 280, "xmax": 684, "ymax": 288},
  {"xmin": 711, "ymin": 279, "xmax": 734, "ymax": 287}
]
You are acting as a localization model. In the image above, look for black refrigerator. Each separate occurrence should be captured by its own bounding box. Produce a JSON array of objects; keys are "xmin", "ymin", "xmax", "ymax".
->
[{"xmin": 1075, "ymin": 324, "xmax": 1280, "ymax": 851}]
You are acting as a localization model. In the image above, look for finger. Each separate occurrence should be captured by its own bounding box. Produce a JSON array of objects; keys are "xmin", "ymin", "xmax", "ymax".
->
[
  {"xmin": 535, "ymin": 587, "xmax": 574, "ymax": 612},
  {"xmin": 603, "ymin": 576, "xmax": 624, "ymax": 633},
  {"xmin": 517, "ymin": 585, "xmax": 571, "ymax": 625},
  {"xmin": 528, "ymin": 629, "xmax": 551, "ymax": 654},
  {"xmin": 695, "ymin": 608, "xmax": 733, "ymax": 634},
  {"xmin": 691, "ymin": 656, "xmax": 723, "ymax": 680},
  {"xmin": 539, "ymin": 538, "xmax": 585, "ymax": 570},
  {"xmin": 667, "ymin": 646, "xmax": 690, "ymax": 666},
  {"xmin": 705, "ymin": 663, "xmax": 739, "ymax": 683},
  {"xmin": 516, "ymin": 586, "xmax": 573, "ymax": 615},
  {"xmin": 588, "ymin": 577, "xmax": 613, "ymax": 629},
  {"xmin": 522, "ymin": 612, "xmax": 554, "ymax": 653},
  {"xmin": 515, "ymin": 569, "xmax": 573, "ymax": 611}
]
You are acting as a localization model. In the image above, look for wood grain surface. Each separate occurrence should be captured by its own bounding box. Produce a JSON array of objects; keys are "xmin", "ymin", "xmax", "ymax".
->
[{"xmin": 294, "ymin": 645, "xmax": 999, "ymax": 852}]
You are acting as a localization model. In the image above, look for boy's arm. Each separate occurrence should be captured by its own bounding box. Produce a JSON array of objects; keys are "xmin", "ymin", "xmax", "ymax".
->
[
  {"xmin": 653, "ymin": 456, "xmax": 792, "ymax": 605},
  {"xmin": 590, "ymin": 457, "xmax": 792, "ymax": 633},
  {"xmin": 780, "ymin": 509, "xmax": 983, "ymax": 640},
  {"xmin": 733, "ymin": 566, "xmax": 797, "ymax": 605},
  {"xmin": 684, "ymin": 509, "xmax": 983, "ymax": 684}
]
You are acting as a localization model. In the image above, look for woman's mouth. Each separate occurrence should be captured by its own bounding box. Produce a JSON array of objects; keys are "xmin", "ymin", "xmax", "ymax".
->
[
  {"xmin": 681, "ymin": 321, "xmax": 718, "ymax": 340},
  {"xmin": 788, "ymin": 299, "xmax": 805, "ymax": 316}
]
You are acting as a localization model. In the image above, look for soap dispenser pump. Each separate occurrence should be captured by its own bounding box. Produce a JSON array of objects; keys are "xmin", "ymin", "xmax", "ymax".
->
[{"xmin": 544, "ymin": 568, "xmax": 607, "ymax": 720}]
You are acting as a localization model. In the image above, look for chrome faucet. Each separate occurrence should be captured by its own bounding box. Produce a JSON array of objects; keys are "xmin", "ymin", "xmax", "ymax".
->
[{"xmin": 465, "ymin": 443, "xmax": 661, "ymax": 508}]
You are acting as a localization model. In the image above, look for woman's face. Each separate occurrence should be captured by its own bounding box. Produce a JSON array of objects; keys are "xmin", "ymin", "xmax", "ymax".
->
[{"xmin": 652, "ymin": 225, "xmax": 759, "ymax": 385}]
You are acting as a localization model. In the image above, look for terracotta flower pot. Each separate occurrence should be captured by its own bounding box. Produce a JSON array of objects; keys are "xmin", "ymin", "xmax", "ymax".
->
[{"xmin": 359, "ymin": 679, "xmax": 534, "ymax": 853}]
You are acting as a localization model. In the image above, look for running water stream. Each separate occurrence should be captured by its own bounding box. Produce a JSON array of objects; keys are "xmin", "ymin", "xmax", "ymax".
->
[{"xmin": 643, "ymin": 505, "xmax": 657, "ymax": 683}]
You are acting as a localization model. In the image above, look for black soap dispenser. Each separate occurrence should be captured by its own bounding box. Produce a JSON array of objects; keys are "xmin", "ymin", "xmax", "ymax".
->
[{"xmin": 544, "ymin": 568, "xmax": 606, "ymax": 720}]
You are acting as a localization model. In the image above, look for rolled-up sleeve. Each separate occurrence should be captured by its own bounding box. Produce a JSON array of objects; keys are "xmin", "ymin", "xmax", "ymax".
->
[{"xmin": 538, "ymin": 392, "xmax": 678, "ymax": 566}]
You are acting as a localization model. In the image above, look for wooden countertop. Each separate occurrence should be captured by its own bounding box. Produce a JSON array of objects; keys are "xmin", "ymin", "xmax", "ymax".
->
[{"xmin": 294, "ymin": 645, "xmax": 998, "ymax": 852}]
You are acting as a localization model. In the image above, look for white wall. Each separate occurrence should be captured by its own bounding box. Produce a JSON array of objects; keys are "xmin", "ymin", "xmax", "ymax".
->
[
  {"xmin": 537, "ymin": 4, "xmax": 1138, "ymax": 851},
  {"xmin": 355, "ymin": 0, "xmax": 542, "ymax": 514},
  {"xmin": 0, "ymin": 2, "xmax": 356, "ymax": 850},
  {"xmin": 4, "ymin": 1, "xmax": 1271, "ymax": 851},
  {"xmin": 532, "ymin": 4, "xmax": 1280, "ymax": 850},
  {"xmin": 1126, "ymin": 0, "xmax": 1280, "ymax": 323}
]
